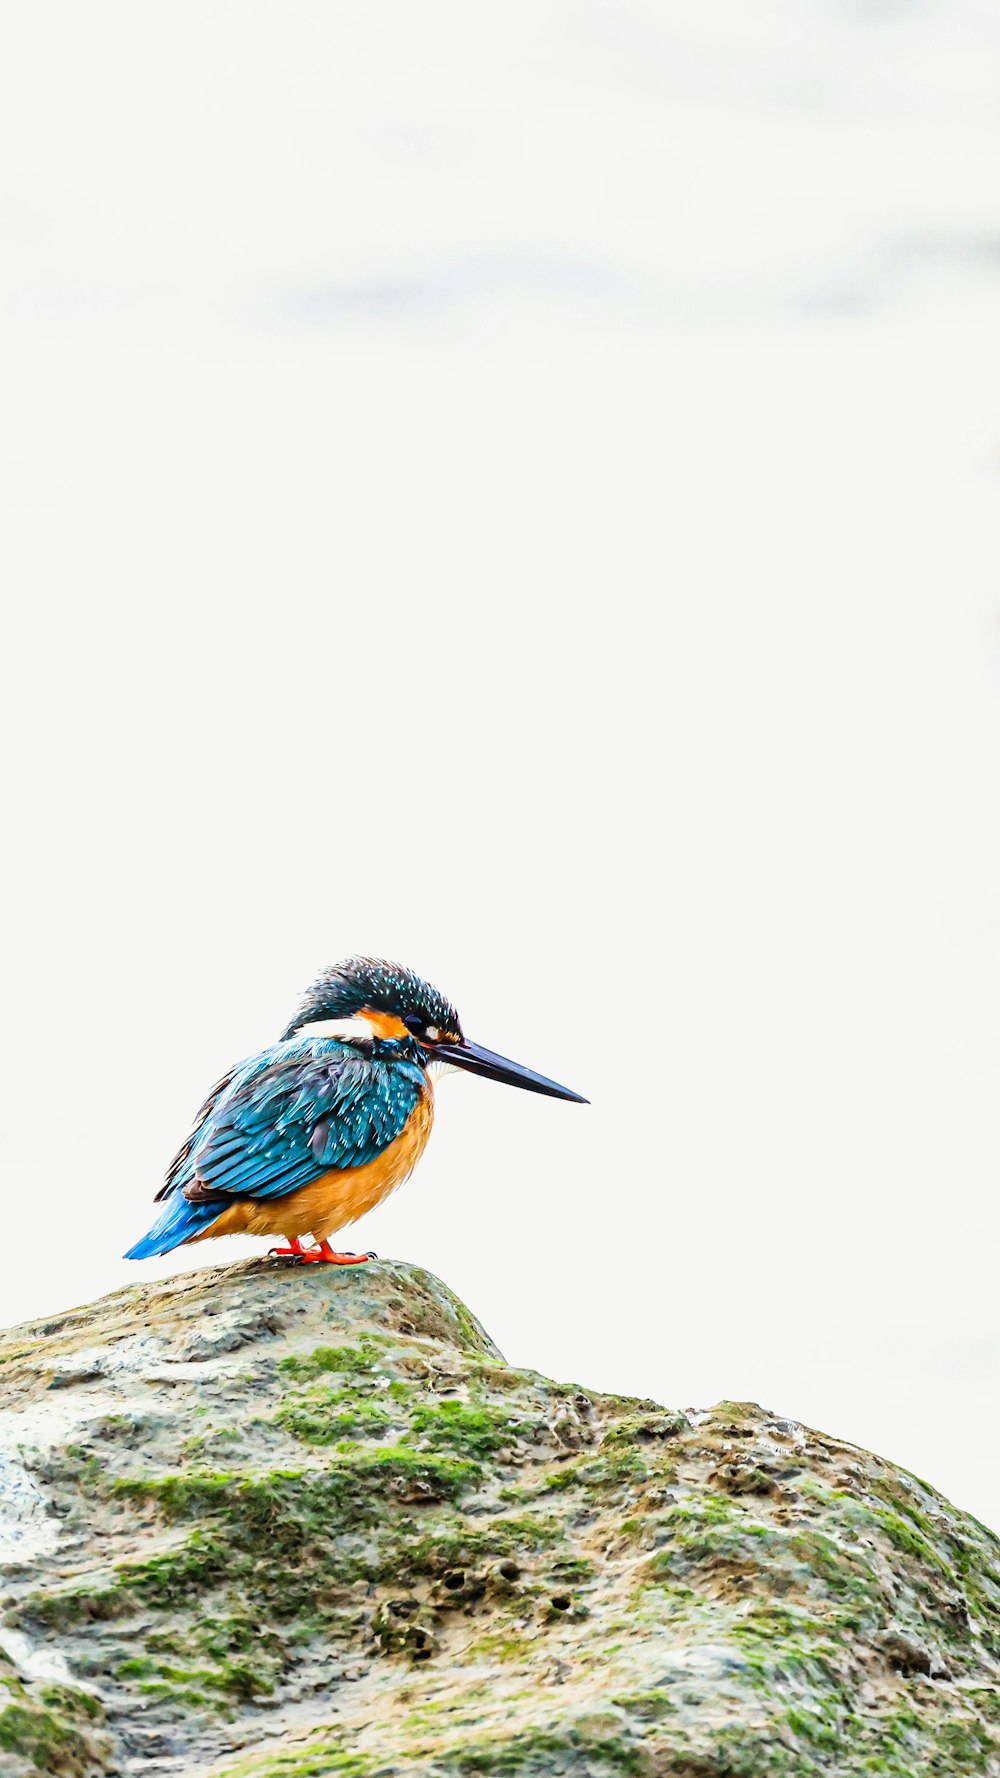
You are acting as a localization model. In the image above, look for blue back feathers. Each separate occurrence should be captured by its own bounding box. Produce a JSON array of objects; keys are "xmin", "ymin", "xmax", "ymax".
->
[{"xmin": 124, "ymin": 1036, "xmax": 426, "ymax": 1260}]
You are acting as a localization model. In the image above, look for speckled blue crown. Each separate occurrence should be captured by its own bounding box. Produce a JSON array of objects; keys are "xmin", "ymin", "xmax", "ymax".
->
[{"xmin": 281, "ymin": 957, "xmax": 461, "ymax": 1041}]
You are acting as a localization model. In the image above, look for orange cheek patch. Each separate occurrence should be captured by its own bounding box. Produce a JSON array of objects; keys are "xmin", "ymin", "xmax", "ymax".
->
[{"xmin": 361, "ymin": 1007, "xmax": 411, "ymax": 1040}]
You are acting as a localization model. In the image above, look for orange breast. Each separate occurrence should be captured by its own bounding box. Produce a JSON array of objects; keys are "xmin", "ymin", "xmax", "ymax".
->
[{"xmin": 191, "ymin": 1085, "xmax": 434, "ymax": 1245}]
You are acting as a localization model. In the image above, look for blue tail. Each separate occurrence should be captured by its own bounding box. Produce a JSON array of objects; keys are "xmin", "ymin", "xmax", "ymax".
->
[{"xmin": 124, "ymin": 1192, "xmax": 221, "ymax": 1260}]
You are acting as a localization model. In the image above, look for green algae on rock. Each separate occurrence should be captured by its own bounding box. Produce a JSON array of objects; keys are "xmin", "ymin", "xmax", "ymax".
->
[{"xmin": 0, "ymin": 1260, "xmax": 999, "ymax": 1776}]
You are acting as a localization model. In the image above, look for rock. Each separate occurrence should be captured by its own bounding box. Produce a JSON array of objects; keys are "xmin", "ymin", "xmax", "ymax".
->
[{"xmin": 0, "ymin": 1260, "xmax": 998, "ymax": 1776}]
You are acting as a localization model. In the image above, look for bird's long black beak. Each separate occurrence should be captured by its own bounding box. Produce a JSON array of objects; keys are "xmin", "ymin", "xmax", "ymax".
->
[{"xmin": 434, "ymin": 1038, "xmax": 588, "ymax": 1103}]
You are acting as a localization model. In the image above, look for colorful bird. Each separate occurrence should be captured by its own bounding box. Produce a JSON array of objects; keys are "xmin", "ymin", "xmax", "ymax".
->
[{"xmin": 125, "ymin": 957, "xmax": 586, "ymax": 1265}]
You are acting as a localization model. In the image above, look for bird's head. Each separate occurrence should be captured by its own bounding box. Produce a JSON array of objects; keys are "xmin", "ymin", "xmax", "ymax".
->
[{"xmin": 283, "ymin": 956, "xmax": 587, "ymax": 1103}]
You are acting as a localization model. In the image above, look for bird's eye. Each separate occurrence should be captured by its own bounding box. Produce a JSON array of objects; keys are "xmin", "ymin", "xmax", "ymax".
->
[{"xmin": 402, "ymin": 1014, "xmax": 425, "ymax": 1035}]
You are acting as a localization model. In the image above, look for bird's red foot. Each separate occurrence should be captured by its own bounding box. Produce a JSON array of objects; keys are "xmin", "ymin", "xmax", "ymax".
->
[
  {"xmin": 300, "ymin": 1242, "xmax": 375, "ymax": 1266},
  {"xmin": 268, "ymin": 1238, "xmax": 306, "ymax": 1258}
]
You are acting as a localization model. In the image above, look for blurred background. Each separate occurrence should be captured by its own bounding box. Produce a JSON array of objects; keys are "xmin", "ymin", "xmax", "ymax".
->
[{"xmin": 2, "ymin": 2, "xmax": 1000, "ymax": 1525}]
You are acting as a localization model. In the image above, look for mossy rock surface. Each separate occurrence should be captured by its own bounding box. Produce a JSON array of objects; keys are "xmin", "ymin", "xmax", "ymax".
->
[{"xmin": 0, "ymin": 1260, "xmax": 999, "ymax": 1775}]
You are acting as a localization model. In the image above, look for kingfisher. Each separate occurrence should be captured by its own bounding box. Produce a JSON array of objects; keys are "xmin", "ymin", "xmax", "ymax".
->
[{"xmin": 125, "ymin": 957, "xmax": 586, "ymax": 1266}]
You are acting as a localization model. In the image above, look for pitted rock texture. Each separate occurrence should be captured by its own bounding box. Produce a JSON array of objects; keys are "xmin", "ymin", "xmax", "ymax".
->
[{"xmin": 1, "ymin": 1261, "xmax": 1000, "ymax": 1776}]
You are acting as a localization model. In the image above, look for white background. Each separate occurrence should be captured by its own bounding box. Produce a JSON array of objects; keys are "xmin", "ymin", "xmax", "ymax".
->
[{"xmin": 3, "ymin": 3, "xmax": 1000, "ymax": 1527}]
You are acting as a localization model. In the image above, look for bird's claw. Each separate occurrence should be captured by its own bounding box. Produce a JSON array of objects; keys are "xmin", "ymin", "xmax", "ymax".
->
[
  {"xmin": 268, "ymin": 1240, "xmax": 376, "ymax": 1265},
  {"xmin": 299, "ymin": 1246, "xmax": 374, "ymax": 1266}
]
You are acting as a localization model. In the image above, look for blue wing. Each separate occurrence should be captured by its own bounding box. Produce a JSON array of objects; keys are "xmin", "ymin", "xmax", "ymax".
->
[
  {"xmin": 125, "ymin": 1037, "xmax": 424, "ymax": 1259},
  {"xmin": 174, "ymin": 1037, "xmax": 424, "ymax": 1203}
]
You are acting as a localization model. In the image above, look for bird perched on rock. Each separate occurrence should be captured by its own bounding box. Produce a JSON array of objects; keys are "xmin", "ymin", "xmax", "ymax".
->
[{"xmin": 125, "ymin": 957, "xmax": 586, "ymax": 1265}]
